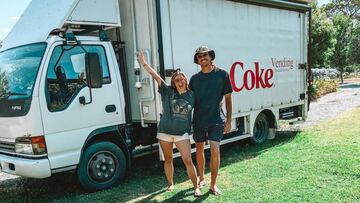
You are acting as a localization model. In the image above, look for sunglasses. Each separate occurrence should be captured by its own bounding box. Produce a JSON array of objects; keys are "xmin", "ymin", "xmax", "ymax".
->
[{"xmin": 196, "ymin": 53, "xmax": 209, "ymax": 59}]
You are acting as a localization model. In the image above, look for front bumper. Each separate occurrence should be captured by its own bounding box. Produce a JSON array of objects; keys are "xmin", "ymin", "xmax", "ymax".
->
[{"xmin": 0, "ymin": 154, "xmax": 51, "ymax": 178}]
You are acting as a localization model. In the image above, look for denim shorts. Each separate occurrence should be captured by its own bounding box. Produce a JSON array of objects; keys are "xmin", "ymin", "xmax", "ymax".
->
[{"xmin": 193, "ymin": 124, "xmax": 224, "ymax": 143}]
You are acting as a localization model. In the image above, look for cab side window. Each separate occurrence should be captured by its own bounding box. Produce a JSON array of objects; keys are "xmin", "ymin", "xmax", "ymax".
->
[{"xmin": 46, "ymin": 45, "xmax": 110, "ymax": 112}]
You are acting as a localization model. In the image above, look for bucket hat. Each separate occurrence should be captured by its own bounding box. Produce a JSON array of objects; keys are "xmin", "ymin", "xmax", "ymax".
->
[{"xmin": 193, "ymin": 46, "xmax": 215, "ymax": 64}]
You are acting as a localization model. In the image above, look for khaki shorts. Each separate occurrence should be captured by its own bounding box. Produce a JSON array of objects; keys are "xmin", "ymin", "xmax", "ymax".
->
[{"xmin": 157, "ymin": 132, "xmax": 190, "ymax": 143}]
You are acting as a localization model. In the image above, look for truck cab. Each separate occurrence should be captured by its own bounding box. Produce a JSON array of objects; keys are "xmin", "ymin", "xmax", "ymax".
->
[
  {"xmin": 0, "ymin": 32, "xmax": 133, "ymax": 189},
  {"xmin": 0, "ymin": 0, "xmax": 145, "ymax": 191}
]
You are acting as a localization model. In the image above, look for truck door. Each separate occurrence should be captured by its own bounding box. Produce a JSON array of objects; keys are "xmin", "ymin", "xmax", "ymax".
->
[{"xmin": 38, "ymin": 41, "xmax": 124, "ymax": 169}]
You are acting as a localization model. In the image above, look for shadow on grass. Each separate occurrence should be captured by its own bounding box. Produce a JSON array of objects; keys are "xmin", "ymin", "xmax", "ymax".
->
[
  {"xmin": 0, "ymin": 130, "xmax": 300, "ymax": 203},
  {"xmin": 0, "ymin": 172, "xmax": 83, "ymax": 202},
  {"xmin": 162, "ymin": 188, "xmax": 211, "ymax": 203}
]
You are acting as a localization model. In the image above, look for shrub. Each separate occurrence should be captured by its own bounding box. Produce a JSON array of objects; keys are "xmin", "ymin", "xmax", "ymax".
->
[
  {"xmin": 309, "ymin": 79, "xmax": 339, "ymax": 100},
  {"xmin": 348, "ymin": 71, "xmax": 360, "ymax": 78},
  {"xmin": 344, "ymin": 65, "xmax": 360, "ymax": 74},
  {"xmin": 312, "ymin": 68, "xmax": 340, "ymax": 80},
  {"xmin": 343, "ymin": 65, "xmax": 360, "ymax": 78}
]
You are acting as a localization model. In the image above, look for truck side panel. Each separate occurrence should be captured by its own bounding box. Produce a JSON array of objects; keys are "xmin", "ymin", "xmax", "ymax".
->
[{"xmin": 160, "ymin": 0, "xmax": 307, "ymax": 115}]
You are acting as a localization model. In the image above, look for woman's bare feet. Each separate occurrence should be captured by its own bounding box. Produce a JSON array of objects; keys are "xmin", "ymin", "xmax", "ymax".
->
[{"xmin": 198, "ymin": 180, "xmax": 206, "ymax": 189}]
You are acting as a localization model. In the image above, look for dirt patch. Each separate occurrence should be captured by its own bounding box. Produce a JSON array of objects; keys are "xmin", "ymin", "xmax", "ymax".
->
[{"xmin": 344, "ymin": 77, "xmax": 360, "ymax": 83}]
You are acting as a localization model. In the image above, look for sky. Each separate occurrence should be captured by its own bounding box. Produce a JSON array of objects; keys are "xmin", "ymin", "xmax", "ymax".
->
[
  {"xmin": 0, "ymin": 0, "xmax": 332, "ymax": 41},
  {"xmin": 0, "ymin": 0, "xmax": 31, "ymax": 41}
]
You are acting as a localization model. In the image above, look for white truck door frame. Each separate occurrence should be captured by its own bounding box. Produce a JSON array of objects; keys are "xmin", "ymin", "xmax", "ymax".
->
[{"xmin": 38, "ymin": 40, "xmax": 124, "ymax": 170}]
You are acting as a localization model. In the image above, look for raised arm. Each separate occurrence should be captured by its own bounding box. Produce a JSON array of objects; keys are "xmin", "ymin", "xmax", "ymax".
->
[{"xmin": 137, "ymin": 52, "xmax": 164, "ymax": 85}]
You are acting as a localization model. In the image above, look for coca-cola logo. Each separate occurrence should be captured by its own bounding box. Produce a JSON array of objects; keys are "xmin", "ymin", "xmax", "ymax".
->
[{"xmin": 230, "ymin": 62, "xmax": 274, "ymax": 92}]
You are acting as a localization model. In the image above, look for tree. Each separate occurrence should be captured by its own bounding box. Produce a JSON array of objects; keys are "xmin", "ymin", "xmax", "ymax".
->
[
  {"xmin": 323, "ymin": 0, "xmax": 360, "ymax": 20},
  {"xmin": 347, "ymin": 21, "xmax": 360, "ymax": 65},
  {"xmin": 320, "ymin": 0, "xmax": 360, "ymax": 80},
  {"xmin": 0, "ymin": 70, "xmax": 9, "ymax": 98},
  {"xmin": 331, "ymin": 14, "xmax": 353, "ymax": 83},
  {"xmin": 311, "ymin": 7, "xmax": 337, "ymax": 68}
]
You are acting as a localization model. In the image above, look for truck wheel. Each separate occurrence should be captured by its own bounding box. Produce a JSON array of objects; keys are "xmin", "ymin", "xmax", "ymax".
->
[
  {"xmin": 77, "ymin": 142, "xmax": 126, "ymax": 191},
  {"xmin": 251, "ymin": 113, "xmax": 269, "ymax": 144}
]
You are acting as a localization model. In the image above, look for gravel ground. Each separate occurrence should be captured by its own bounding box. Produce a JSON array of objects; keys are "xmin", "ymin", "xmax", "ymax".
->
[
  {"xmin": 1, "ymin": 80, "xmax": 360, "ymax": 183},
  {"xmin": 280, "ymin": 80, "xmax": 360, "ymax": 131},
  {"xmin": 0, "ymin": 172, "xmax": 17, "ymax": 181},
  {"xmin": 306, "ymin": 82, "xmax": 360, "ymax": 125}
]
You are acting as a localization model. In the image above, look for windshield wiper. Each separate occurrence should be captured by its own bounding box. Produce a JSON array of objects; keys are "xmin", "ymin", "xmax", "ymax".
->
[{"xmin": 0, "ymin": 91, "xmax": 28, "ymax": 99}]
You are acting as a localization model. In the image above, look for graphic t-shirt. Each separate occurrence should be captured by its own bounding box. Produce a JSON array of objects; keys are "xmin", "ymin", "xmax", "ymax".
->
[
  {"xmin": 158, "ymin": 82, "xmax": 194, "ymax": 135},
  {"xmin": 189, "ymin": 67, "xmax": 233, "ymax": 129}
]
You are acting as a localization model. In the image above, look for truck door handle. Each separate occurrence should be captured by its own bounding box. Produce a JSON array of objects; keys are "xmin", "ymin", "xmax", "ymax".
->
[{"xmin": 105, "ymin": 105, "xmax": 116, "ymax": 113}]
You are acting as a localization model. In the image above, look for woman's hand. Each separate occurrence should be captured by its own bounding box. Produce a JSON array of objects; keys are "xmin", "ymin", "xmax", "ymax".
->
[
  {"xmin": 136, "ymin": 51, "xmax": 163, "ymax": 85},
  {"xmin": 137, "ymin": 52, "xmax": 146, "ymax": 66}
]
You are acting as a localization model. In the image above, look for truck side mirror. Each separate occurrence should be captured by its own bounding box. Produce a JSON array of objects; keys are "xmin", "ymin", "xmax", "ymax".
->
[{"xmin": 85, "ymin": 53, "xmax": 103, "ymax": 88}]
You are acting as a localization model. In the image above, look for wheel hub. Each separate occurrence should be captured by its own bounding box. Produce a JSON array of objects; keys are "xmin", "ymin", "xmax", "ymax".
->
[{"xmin": 88, "ymin": 152, "xmax": 117, "ymax": 182}]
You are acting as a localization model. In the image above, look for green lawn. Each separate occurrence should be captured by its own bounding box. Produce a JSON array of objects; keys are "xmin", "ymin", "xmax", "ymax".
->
[{"xmin": 1, "ymin": 108, "xmax": 359, "ymax": 203}]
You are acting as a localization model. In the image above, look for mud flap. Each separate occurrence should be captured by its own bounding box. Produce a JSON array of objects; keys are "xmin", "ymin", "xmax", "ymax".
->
[{"xmin": 268, "ymin": 128, "xmax": 276, "ymax": 140}]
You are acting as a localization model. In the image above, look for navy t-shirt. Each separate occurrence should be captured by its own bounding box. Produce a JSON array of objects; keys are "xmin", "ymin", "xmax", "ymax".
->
[
  {"xmin": 189, "ymin": 67, "xmax": 233, "ymax": 129},
  {"xmin": 157, "ymin": 82, "xmax": 194, "ymax": 135}
]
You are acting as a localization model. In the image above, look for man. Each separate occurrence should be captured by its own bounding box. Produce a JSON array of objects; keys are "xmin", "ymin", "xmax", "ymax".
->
[{"xmin": 189, "ymin": 46, "xmax": 233, "ymax": 195}]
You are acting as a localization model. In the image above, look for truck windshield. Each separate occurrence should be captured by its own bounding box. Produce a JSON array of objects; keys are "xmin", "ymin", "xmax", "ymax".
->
[{"xmin": 0, "ymin": 43, "xmax": 46, "ymax": 100}]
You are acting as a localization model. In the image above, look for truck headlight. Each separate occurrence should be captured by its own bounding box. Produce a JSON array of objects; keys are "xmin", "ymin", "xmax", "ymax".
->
[
  {"xmin": 15, "ymin": 136, "xmax": 47, "ymax": 155},
  {"xmin": 15, "ymin": 142, "xmax": 33, "ymax": 154}
]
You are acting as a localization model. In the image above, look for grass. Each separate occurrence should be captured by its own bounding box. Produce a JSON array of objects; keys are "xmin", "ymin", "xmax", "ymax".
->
[{"xmin": 1, "ymin": 108, "xmax": 360, "ymax": 202}]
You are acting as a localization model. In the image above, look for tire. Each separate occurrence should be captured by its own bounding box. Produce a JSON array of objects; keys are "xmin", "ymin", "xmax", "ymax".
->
[
  {"xmin": 77, "ymin": 142, "xmax": 127, "ymax": 191},
  {"xmin": 250, "ymin": 113, "xmax": 269, "ymax": 144}
]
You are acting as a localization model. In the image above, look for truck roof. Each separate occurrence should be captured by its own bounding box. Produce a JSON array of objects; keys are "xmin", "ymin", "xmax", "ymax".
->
[
  {"xmin": 233, "ymin": 0, "xmax": 312, "ymax": 10},
  {"xmin": 1, "ymin": 0, "xmax": 120, "ymax": 51},
  {"xmin": 289, "ymin": 0, "xmax": 313, "ymax": 4},
  {"xmin": 1, "ymin": 0, "xmax": 311, "ymax": 51}
]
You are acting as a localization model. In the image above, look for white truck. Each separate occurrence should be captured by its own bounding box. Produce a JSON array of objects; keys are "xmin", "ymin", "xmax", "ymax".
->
[{"xmin": 0, "ymin": 0, "xmax": 311, "ymax": 190}]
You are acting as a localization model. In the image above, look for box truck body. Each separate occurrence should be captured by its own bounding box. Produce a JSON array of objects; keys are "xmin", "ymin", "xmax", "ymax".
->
[{"xmin": 0, "ymin": 0, "xmax": 310, "ymax": 190}]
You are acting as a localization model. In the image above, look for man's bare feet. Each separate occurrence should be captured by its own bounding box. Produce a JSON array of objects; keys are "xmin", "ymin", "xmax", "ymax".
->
[
  {"xmin": 209, "ymin": 185, "xmax": 222, "ymax": 196},
  {"xmin": 166, "ymin": 185, "xmax": 174, "ymax": 192},
  {"xmin": 194, "ymin": 187, "xmax": 202, "ymax": 197}
]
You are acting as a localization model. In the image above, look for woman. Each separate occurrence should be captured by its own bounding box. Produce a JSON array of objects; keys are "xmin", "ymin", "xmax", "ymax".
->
[{"xmin": 137, "ymin": 52, "xmax": 201, "ymax": 197}]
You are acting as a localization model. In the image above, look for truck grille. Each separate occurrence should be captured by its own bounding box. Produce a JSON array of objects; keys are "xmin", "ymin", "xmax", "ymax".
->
[{"xmin": 0, "ymin": 141, "xmax": 15, "ymax": 153}]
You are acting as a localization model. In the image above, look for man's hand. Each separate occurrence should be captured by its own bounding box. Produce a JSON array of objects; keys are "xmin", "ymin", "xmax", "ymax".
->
[
  {"xmin": 224, "ymin": 120, "xmax": 231, "ymax": 134},
  {"xmin": 223, "ymin": 93, "xmax": 232, "ymax": 134}
]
